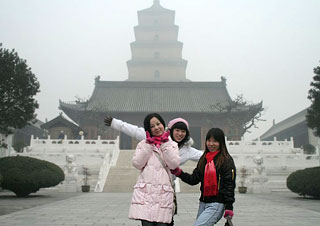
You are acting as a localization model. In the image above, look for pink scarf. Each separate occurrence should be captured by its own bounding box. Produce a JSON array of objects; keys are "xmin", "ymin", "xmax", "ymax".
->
[
  {"xmin": 203, "ymin": 151, "xmax": 220, "ymax": 196},
  {"xmin": 146, "ymin": 131, "xmax": 170, "ymax": 148}
]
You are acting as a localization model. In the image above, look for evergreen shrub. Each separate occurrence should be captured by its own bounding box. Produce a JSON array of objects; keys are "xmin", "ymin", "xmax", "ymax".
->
[
  {"xmin": 0, "ymin": 156, "xmax": 65, "ymax": 197},
  {"xmin": 287, "ymin": 166, "xmax": 320, "ymax": 199},
  {"xmin": 302, "ymin": 144, "xmax": 316, "ymax": 155}
]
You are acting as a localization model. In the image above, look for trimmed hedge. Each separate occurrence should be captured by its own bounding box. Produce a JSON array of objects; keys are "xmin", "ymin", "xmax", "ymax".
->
[
  {"xmin": 0, "ymin": 173, "xmax": 2, "ymax": 187},
  {"xmin": 0, "ymin": 156, "xmax": 65, "ymax": 197},
  {"xmin": 302, "ymin": 144, "xmax": 316, "ymax": 155},
  {"xmin": 287, "ymin": 166, "xmax": 320, "ymax": 199}
]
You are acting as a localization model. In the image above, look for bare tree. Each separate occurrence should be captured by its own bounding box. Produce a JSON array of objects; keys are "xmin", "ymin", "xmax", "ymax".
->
[
  {"xmin": 73, "ymin": 95, "xmax": 108, "ymax": 138},
  {"xmin": 213, "ymin": 94, "xmax": 264, "ymax": 138}
]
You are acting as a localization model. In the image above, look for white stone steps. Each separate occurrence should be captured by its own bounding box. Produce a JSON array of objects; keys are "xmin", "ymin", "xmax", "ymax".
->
[
  {"xmin": 103, "ymin": 150, "xmax": 202, "ymax": 193},
  {"xmin": 103, "ymin": 150, "xmax": 138, "ymax": 192}
]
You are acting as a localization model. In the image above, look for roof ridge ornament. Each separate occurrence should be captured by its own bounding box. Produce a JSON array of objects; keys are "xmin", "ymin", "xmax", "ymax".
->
[
  {"xmin": 153, "ymin": 0, "xmax": 160, "ymax": 4},
  {"xmin": 95, "ymin": 75, "xmax": 100, "ymax": 85},
  {"xmin": 221, "ymin": 76, "xmax": 227, "ymax": 86}
]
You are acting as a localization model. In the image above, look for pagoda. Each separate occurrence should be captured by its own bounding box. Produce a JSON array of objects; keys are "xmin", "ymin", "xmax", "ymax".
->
[
  {"xmin": 59, "ymin": 0, "xmax": 263, "ymax": 149},
  {"xmin": 127, "ymin": 0, "xmax": 188, "ymax": 81}
]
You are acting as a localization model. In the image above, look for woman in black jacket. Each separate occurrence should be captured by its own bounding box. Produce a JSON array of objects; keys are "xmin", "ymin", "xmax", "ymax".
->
[{"xmin": 171, "ymin": 128, "xmax": 236, "ymax": 226}]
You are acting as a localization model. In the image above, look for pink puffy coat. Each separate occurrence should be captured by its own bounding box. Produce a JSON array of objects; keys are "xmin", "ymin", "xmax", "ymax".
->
[{"xmin": 129, "ymin": 139, "xmax": 180, "ymax": 223}]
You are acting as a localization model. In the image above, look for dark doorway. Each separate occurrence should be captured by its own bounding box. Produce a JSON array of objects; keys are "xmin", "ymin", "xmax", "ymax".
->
[
  {"xmin": 189, "ymin": 126, "xmax": 202, "ymax": 150},
  {"xmin": 120, "ymin": 132, "xmax": 132, "ymax": 149}
]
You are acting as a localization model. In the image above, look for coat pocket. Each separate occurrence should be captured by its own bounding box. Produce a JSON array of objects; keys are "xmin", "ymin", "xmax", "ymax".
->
[
  {"xmin": 131, "ymin": 183, "xmax": 147, "ymax": 204},
  {"xmin": 160, "ymin": 184, "xmax": 174, "ymax": 208}
]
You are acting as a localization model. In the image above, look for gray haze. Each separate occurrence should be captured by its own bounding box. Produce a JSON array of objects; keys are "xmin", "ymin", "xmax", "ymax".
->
[{"xmin": 1, "ymin": 0, "xmax": 320, "ymax": 140}]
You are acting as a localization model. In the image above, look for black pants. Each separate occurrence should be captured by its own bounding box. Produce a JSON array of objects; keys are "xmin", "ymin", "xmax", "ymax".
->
[{"xmin": 141, "ymin": 220, "xmax": 169, "ymax": 226}]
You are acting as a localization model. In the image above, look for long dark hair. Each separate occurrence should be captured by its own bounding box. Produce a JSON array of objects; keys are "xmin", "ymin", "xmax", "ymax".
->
[
  {"xmin": 143, "ymin": 113, "xmax": 166, "ymax": 137},
  {"xmin": 197, "ymin": 128, "xmax": 231, "ymax": 170}
]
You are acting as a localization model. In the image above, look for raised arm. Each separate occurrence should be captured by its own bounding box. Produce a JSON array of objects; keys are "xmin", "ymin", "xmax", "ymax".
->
[
  {"xmin": 187, "ymin": 147, "xmax": 203, "ymax": 162},
  {"xmin": 179, "ymin": 145, "xmax": 203, "ymax": 165},
  {"xmin": 173, "ymin": 167, "xmax": 202, "ymax": 186},
  {"xmin": 104, "ymin": 116, "xmax": 146, "ymax": 141}
]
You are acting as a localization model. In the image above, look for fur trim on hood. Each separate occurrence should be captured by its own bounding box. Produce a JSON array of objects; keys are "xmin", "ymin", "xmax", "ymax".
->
[{"xmin": 183, "ymin": 137, "xmax": 194, "ymax": 147}]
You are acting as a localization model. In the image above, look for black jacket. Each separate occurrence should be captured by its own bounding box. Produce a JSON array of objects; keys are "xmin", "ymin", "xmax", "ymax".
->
[{"xmin": 178, "ymin": 154, "xmax": 236, "ymax": 210}]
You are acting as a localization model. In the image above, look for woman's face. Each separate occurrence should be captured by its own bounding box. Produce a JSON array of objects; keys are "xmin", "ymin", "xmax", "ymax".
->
[
  {"xmin": 206, "ymin": 136, "xmax": 220, "ymax": 152},
  {"xmin": 172, "ymin": 128, "xmax": 187, "ymax": 142},
  {"xmin": 150, "ymin": 117, "xmax": 164, "ymax": 137}
]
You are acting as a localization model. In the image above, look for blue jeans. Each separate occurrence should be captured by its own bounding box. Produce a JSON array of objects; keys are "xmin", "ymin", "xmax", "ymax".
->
[{"xmin": 194, "ymin": 202, "xmax": 224, "ymax": 226}]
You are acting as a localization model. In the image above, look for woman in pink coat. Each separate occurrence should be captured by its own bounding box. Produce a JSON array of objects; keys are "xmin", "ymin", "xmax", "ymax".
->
[{"xmin": 129, "ymin": 113, "xmax": 180, "ymax": 226}]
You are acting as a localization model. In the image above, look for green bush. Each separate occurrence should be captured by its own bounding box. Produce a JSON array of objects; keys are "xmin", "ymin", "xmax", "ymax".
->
[
  {"xmin": 287, "ymin": 166, "xmax": 320, "ymax": 198},
  {"xmin": 0, "ymin": 156, "xmax": 65, "ymax": 197},
  {"xmin": 302, "ymin": 144, "xmax": 316, "ymax": 155}
]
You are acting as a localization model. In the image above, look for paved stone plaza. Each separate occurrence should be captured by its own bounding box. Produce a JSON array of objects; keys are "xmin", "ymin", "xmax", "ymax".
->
[{"xmin": 0, "ymin": 190, "xmax": 319, "ymax": 226}]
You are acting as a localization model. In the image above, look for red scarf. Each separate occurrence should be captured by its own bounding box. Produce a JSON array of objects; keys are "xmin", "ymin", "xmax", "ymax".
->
[{"xmin": 203, "ymin": 151, "xmax": 220, "ymax": 196}]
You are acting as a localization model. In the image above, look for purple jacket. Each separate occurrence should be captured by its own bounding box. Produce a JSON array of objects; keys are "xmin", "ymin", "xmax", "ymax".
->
[{"xmin": 129, "ymin": 140, "xmax": 180, "ymax": 223}]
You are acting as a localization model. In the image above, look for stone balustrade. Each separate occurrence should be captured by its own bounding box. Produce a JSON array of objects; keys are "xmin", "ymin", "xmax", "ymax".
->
[
  {"xmin": 4, "ymin": 134, "xmax": 319, "ymax": 193},
  {"xmin": 20, "ymin": 135, "xmax": 120, "ymax": 192}
]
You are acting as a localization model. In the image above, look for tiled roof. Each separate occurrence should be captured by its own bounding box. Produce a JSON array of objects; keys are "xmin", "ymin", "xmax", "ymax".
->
[
  {"xmin": 260, "ymin": 108, "xmax": 307, "ymax": 139},
  {"xmin": 59, "ymin": 81, "xmax": 263, "ymax": 126},
  {"xmin": 79, "ymin": 81, "xmax": 234, "ymax": 113},
  {"xmin": 41, "ymin": 114, "xmax": 81, "ymax": 131},
  {"xmin": 60, "ymin": 80, "xmax": 264, "ymax": 114},
  {"xmin": 139, "ymin": 1, "xmax": 173, "ymax": 14}
]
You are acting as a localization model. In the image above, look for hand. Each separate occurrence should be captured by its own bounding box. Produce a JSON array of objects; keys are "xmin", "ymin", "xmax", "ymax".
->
[
  {"xmin": 170, "ymin": 167, "xmax": 182, "ymax": 176},
  {"xmin": 104, "ymin": 116, "xmax": 113, "ymax": 127},
  {"xmin": 146, "ymin": 131, "xmax": 155, "ymax": 144},
  {"xmin": 224, "ymin": 210, "xmax": 234, "ymax": 219},
  {"xmin": 160, "ymin": 130, "xmax": 170, "ymax": 143}
]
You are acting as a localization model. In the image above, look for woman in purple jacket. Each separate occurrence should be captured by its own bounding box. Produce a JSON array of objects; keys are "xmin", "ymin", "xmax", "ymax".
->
[{"xmin": 129, "ymin": 113, "xmax": 180, "ymax": 226}]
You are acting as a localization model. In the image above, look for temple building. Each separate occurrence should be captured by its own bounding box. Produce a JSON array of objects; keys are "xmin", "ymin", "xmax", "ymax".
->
[
  {"xmin": 260, "ymin": 108, "xmax": 319, "ymax": 148},
  {"xmin": 59, "ymin": 0, "xmax": 262, "ymax": 149},
  {"xmin": 40, "ymin": 113, "xmax": 83, "ymax": 140}
]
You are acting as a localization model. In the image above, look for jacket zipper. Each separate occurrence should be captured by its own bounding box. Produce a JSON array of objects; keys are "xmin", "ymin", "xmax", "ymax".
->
[{"xmin": 218, "ymin": 174, "xmax": 221, "ymax": 189}]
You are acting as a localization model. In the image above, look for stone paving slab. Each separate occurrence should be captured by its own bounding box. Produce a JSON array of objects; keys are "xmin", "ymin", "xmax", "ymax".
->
[
  {"xmin": 0, "ymin": 191, "xmax": 319, "ymax": 226},
  {"xmin": 0, "ymin": 189, "xmax": 81, "ymax": 216}
]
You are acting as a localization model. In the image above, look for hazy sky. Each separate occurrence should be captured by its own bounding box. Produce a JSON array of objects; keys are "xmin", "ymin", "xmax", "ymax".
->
[{"xmin": 1, "ymin": 0, "xmax": 319, "ymax": 140}]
